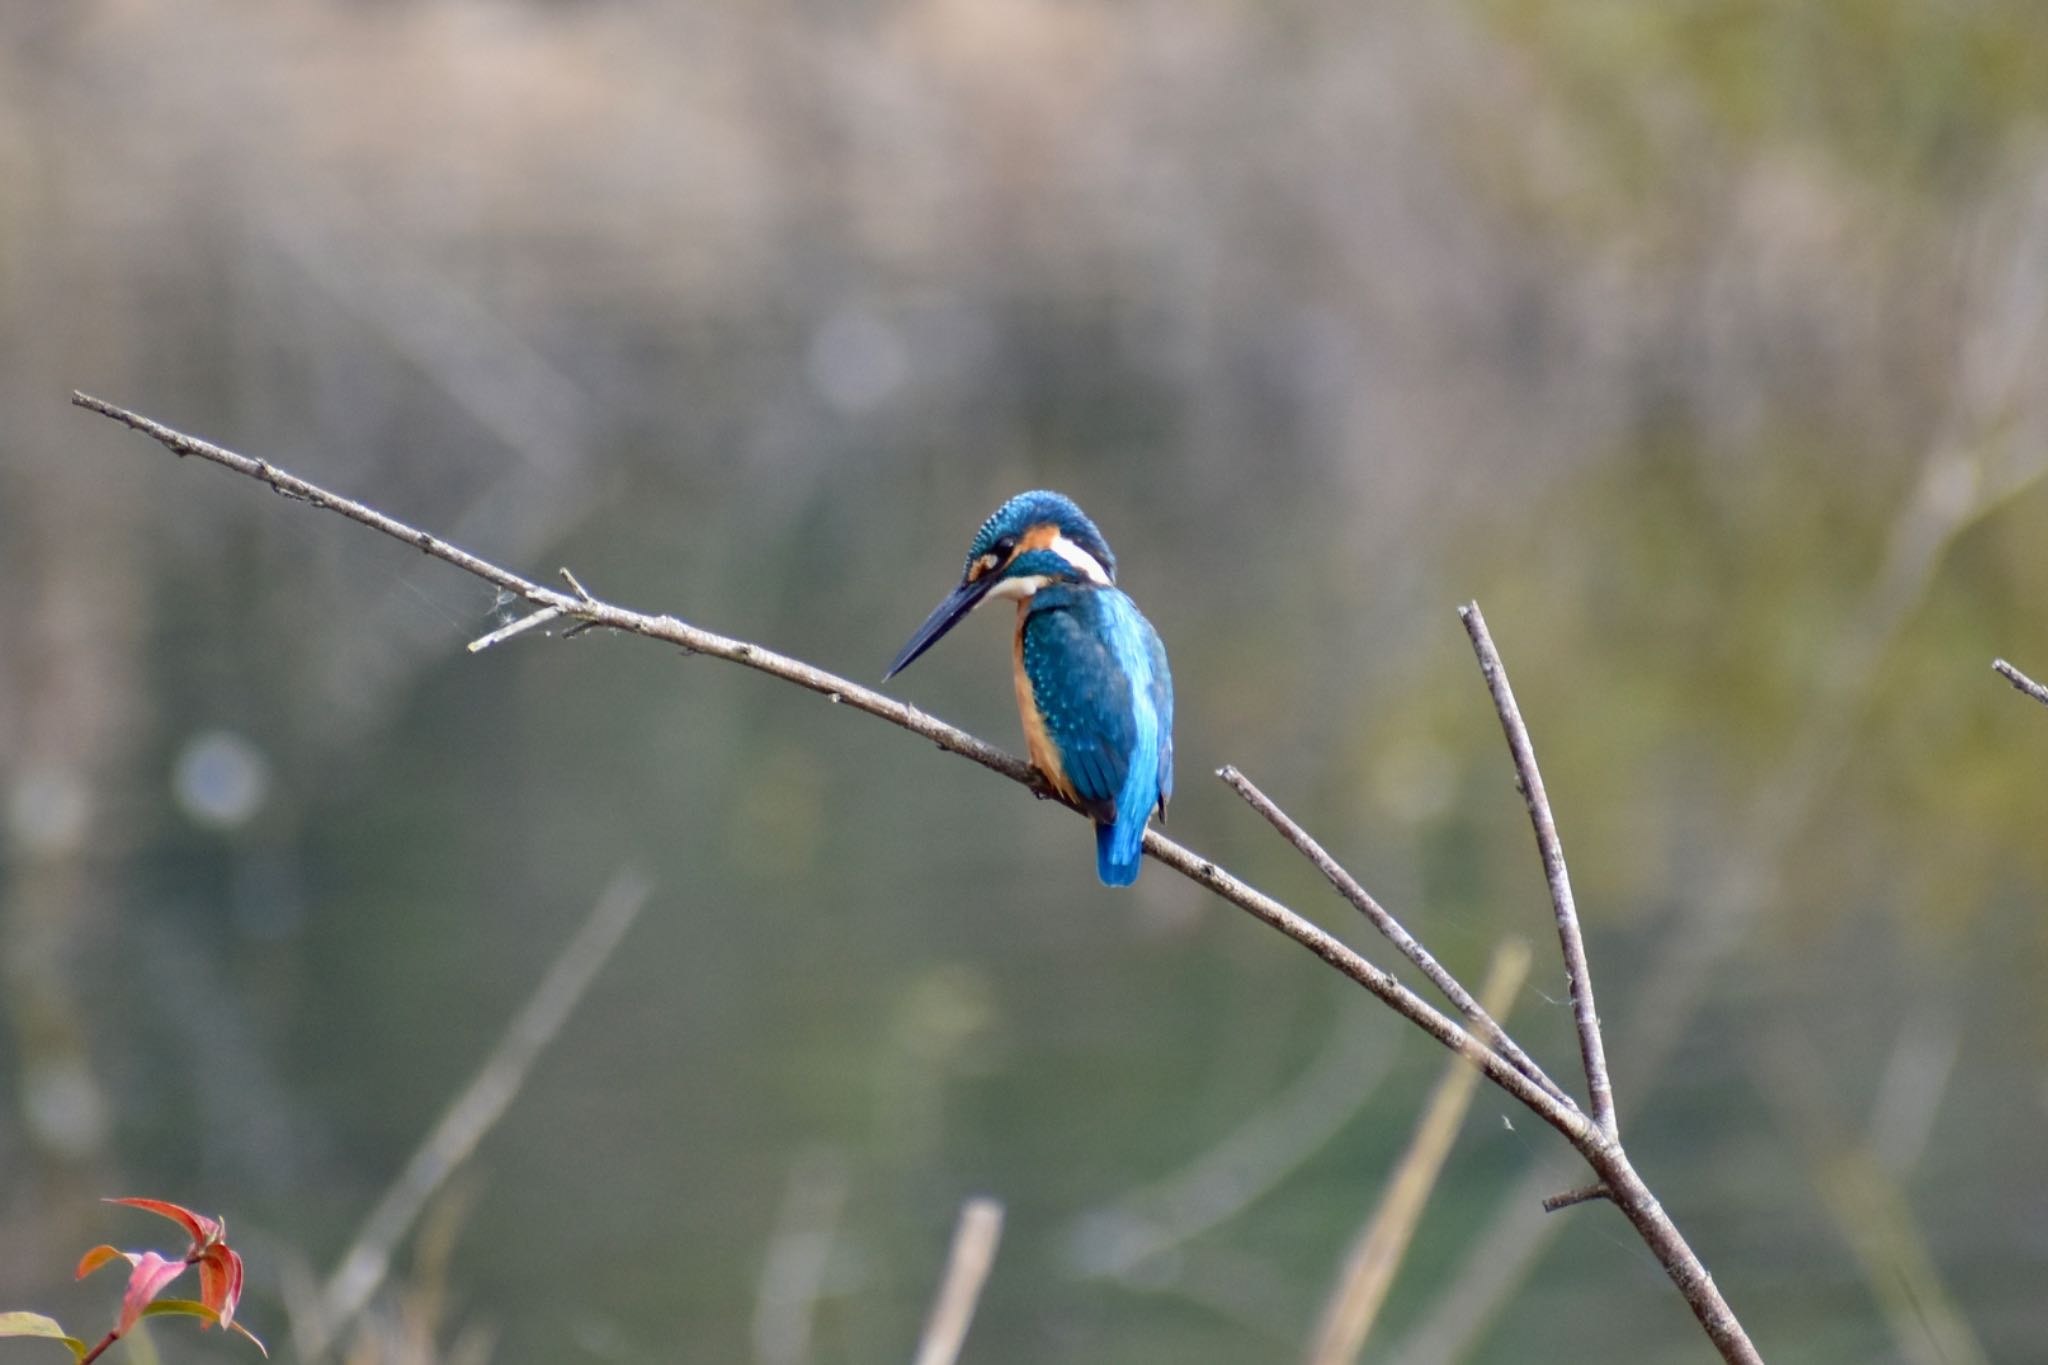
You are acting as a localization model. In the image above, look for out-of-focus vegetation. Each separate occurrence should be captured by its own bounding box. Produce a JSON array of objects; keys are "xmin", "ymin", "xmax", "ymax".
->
[{"xmin": 3, "ymin": 2, "xmax": 2046, "ymax": 1362}]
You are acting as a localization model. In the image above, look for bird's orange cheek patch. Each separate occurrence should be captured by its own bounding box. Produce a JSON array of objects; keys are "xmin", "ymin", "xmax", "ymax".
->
[{"xmin": 1017, "ymin": 523, "xmax": 1061, "ymax": 555}]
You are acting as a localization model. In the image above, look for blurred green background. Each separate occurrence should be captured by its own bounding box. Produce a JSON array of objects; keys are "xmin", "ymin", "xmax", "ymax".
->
[{"xmin": 4, "ymin": 2, "xmax": 2048, "ymax": 1362}]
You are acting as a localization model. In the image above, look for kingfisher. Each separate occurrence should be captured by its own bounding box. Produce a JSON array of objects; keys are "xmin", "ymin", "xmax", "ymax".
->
[{"xmin": 886, "ymin": 490, "xmax": 1174, "ymax": 886}]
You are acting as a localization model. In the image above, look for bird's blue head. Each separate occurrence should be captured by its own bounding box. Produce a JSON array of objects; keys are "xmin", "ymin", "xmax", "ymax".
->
[{"xmin": 886, "ymin": 490, "xmax": 1118, "ymax": 679}]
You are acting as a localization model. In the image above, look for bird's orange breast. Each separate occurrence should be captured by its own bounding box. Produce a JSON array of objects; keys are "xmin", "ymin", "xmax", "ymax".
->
[{"xmin": 1013, "ymin": 607, "xmax": 1076, "ymax": 802}]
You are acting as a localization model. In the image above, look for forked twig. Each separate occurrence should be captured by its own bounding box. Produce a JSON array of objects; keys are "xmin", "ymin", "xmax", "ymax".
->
[
  {"xmin": 1395, "ymin": 431, "xmax": 2048, "ymax": 1365},
  {"xmin": 1459, "ymin": 603, "xmax": 1617, "ymax": 1142}
]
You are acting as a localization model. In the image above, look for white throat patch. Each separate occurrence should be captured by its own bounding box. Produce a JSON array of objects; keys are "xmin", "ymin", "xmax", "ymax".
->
[{"xmin": 984, "ymin": 574, "xmax": 1049, "ymax": 602}]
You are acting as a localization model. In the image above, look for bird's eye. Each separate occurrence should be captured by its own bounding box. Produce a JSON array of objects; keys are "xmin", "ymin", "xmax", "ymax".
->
[{"xmin": 993, "ymin": 536, "xmax": 1018, "ymax": 558}]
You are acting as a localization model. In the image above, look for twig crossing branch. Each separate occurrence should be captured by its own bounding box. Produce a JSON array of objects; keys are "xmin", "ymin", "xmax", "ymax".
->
[{"xmin": 1220, "ymin": 767, "xmax": 1575, "ymax": 1114}]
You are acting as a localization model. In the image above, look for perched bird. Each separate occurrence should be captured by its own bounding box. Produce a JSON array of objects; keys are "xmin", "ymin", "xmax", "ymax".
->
[{"xmin": 886, "ymin": 490, "xmax": 1173, "ymax": 886}]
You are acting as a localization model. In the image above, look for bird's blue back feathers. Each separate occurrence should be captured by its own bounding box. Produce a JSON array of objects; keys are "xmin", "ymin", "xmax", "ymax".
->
[{"xmin": 1020, "ymin": 584, "xmax": 1172, "ymax": 886}]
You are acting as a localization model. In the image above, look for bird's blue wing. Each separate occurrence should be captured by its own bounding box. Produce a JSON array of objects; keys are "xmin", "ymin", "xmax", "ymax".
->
[
  {"xmin": 1147, "ymin": 621, "xmax": 1173, "ymax": 820},
  {"xmin": 1020, "ymin": 596, "xmax": 1135, "ymax": 826},
  {"xmin": 1024, "ymin": 588, "xmax": 1171, "ymax": 885}
]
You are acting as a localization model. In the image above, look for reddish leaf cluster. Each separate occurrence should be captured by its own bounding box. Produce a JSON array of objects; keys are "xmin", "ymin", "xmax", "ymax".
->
[{"xmin": 71, "ymin": 1198, "xmax": 264, "ymax": 1359}]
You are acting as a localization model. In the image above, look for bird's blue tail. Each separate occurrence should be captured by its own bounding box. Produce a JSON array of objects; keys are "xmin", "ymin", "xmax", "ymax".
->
[{"xmin": 1096, "ymin": 817, "xmax": 1143, "ymax": 886}]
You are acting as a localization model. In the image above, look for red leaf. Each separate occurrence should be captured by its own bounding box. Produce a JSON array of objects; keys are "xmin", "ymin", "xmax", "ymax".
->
[
  {"xmin": 197, "ymin": 1244, "xmax": 246, "ymax": 1327},
  {"xmin": 197, "ymin": 1253, "xmax": 226, "ymax": 1321},
  {"xmin": 74, "ymin": 1245, "xmax": 132, "ymax": 1281},
  {"xmin": 94, "ymin": 1196, "xmax": 257, "ymax": 1353},
  {"xmin": 117, "ymin": 1251, "xmax": 188, "ymax": 1335},
  {"xmin": 105, "ymin": 1198, "xmax": 219, "ymax": 1249}
]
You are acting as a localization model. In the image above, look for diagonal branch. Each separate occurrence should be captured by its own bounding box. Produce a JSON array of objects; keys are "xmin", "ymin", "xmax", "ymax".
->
[
  {"xmin": 912, "ymin": 1198, "xmax": 1005, "ymax": 1365},
  {"xmin": 1218, "ymin": 766, "xmax": 1576, "ymax": 1115},
  {"xmin": 73, "ymin": 391, "xmax": 1035, "ymax": 781},
  {"xmin": 75, "ymin": 392, "xmax": 1766, "ymax": 1364},
  {"xmin": 1393, "ymin": 438, "xmax": 2044, "ymax": 1365},
  {"xmin": 74, "ymin": 391, "xmax": 1585, "ymax": 1141},
  {"xmin": 306, "ymin": 869, "xmax": 651, "ymax": 1359},
  {"xmin": 1458, "ymin": 603, "xmax": 1617, "ymax": 1142}
]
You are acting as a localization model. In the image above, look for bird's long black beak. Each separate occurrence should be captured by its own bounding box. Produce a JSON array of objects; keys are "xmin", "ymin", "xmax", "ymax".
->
[{"xmin": 886, "ymin": 576, "xmax": 995, "ymax": 679}]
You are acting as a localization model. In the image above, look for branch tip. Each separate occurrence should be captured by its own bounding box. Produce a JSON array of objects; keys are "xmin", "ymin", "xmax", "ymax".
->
[
  {"xmin": 1541, "ymin": 1182, "xmax": 1614, "ymax": 1213},
  {"xmin": 1992, "ymin": 658, "xmax": 2048, "ymax": 709}
]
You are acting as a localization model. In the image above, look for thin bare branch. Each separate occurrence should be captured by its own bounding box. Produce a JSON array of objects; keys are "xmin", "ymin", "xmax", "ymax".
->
[
  {"xmin": 1218, "ymin": 766, "xmax": 1576, "ymax": 1114},
  {"xmin": 1458, "ymin": 602, "xmax": 1617, "ymax": 1142},
  {"xmin": 73, "ymin": 392, "xmax": 1588, "ymax": 1144},
  {"xmin": 1575, "ymin": 1148, "xmax": 1760, "ymax": 1365},
  {"xmin": 559, "ymin": 566, "xmax": 597, "ymax": 603},
  {"xmin": 1449, "ymin": 609, "xmax": 1765, "ymax": 1355},
  {"xmin": 75, "ymin": 391, "xmax": 1041, "ymax": 787},
  {"xmin": 1396, "ymin": 447, "xmax": 2048, "ymax": 1365},
  {"xmin": 79, "ymin": 394, "xmax": 1768, "ymax": 1365},
  {"xmin": 466, "ymin": 605, "xmax": 562, "ymax": 653},
  {"xmin": 305, "ymin": 870, "xmax": 652, "ymax": 1359},
  {"xmin": 1305, "ymin": 940, "xmax": 1531, "ymax": 1365},
  {"xmin": 1992, "ymin": 657, "xmax": 2048, "ymax": 709},
  {"xmin": 912, "ymin": 1198, "xmax": 1005, "ymax": 1365}
]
